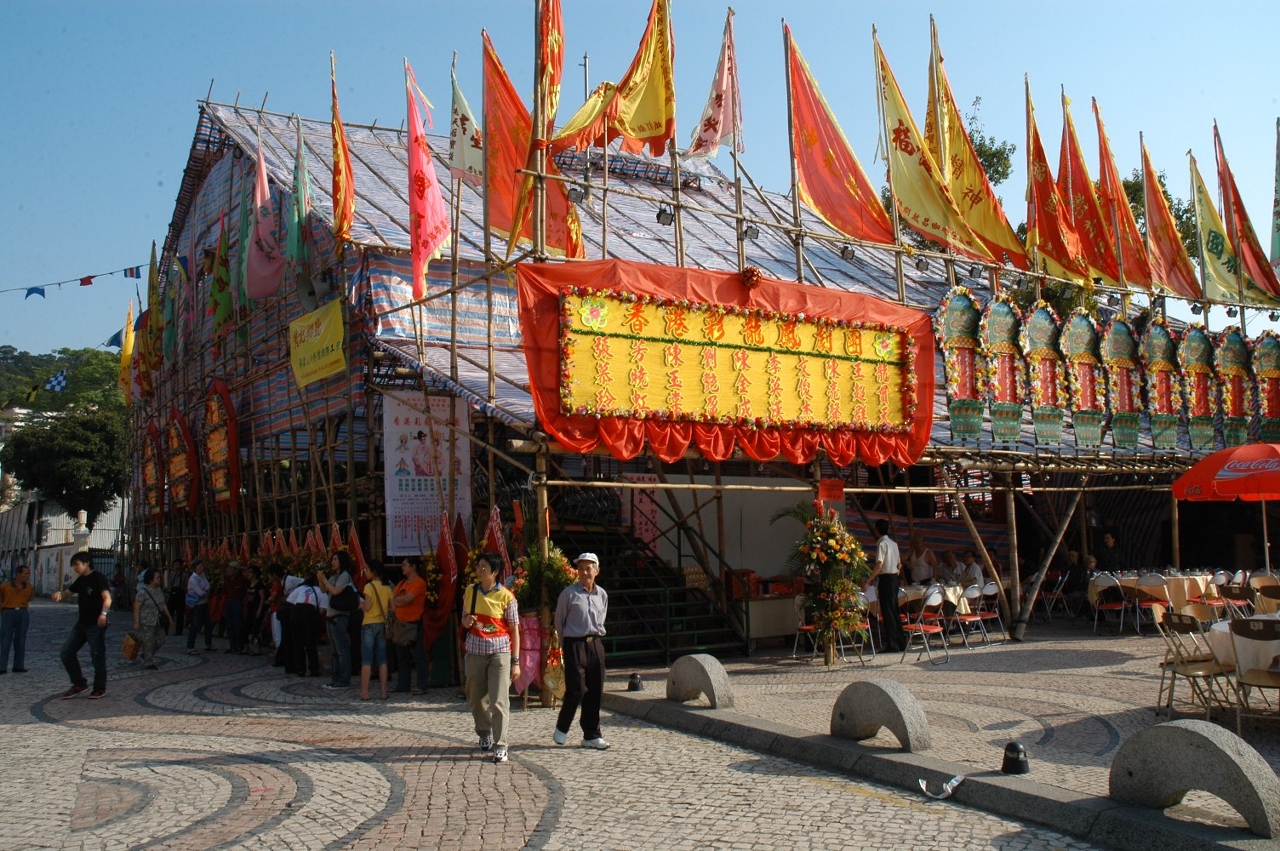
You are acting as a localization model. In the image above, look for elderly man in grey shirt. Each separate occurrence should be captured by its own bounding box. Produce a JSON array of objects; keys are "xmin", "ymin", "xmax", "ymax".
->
[{"xmin": 553, "ymin": 552, "xmax": 610, "ymax": 750}]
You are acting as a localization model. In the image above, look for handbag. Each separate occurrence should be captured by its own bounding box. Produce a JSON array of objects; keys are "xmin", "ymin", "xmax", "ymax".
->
[
  {"xmin": 122, "ymin": 631, "xmax": 141, "ymax": 661},
  {"xmin": 329, "ymin": 584, "xmax": 359, "ymax": 613},
  {"xmin": 386, "ymin": 615, "xmax": 417, "ymax": 647}
]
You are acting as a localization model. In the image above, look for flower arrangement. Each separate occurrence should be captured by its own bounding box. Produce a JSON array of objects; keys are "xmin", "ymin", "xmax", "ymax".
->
[
  {"xmin": 1139, "ymin": 315, "xmax": 1181, "ymax": 415},
  {"xmin": 934, "ymin": 286, "xmax": 984, "ymax": 404},
  {"xmin": 512, "ymin": 545, "xmax": 576, "ymax": 613},
  {"xmin": 772, "ymin": 501, "xmax": 870, "ymax": 663},
  {"xmin": 1214, "ymin": 325, "xmax": 1256, "ymax": 418},
  {"xmin": 1102, "ymin": 318, "xmax": 1143, "ymax": 415},
  {"xmin": 419, "ymin": 551, "xmax": 441, "ymax": 606},
  {"xmin": 979, "ymin": 293, "xmax": 1026, "ymax": 404},
  {"xmin": 1062, "ymin": 308, "xmax": 1107, "ymax": 414},
  {"xmin": 1020, "ymin": 300, "xmax": 1068, "ymax": 410}
]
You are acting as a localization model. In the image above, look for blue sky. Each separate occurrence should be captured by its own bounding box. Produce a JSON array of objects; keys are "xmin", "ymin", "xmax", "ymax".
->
[{"xmin": 2, "ymin": 0, "xmax": 1278, "ymax": 355}]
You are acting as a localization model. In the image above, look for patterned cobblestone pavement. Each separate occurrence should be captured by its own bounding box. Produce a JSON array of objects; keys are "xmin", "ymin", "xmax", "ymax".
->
[
  {"xmin": 621, "ymin": 619, "xmax": 1280, "ymax": 834},
  {"xmin": 0, "ymin": 602, "xmax": 1105, "ymax": 851}
]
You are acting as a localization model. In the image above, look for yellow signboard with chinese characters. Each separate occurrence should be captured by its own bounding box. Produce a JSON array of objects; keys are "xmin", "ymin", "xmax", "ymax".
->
[
  {"xmin": 289, "ymin": 299, "xmax": 347, "ymax": 387},
  {"xmin": 559, "ymin": 291, "xmax": 915, "ymax": 432}
]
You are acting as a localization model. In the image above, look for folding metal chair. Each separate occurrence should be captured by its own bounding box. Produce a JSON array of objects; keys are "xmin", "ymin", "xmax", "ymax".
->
[{"xmin": 901, "ymin": 587, "xmax": 950, "ymax": 665}]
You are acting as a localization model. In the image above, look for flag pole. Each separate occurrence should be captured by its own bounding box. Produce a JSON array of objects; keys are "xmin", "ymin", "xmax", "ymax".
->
[
  {"xmin": 1024, "ymin": 77, "xmax": 1043, "ymax": 303},
  {"xmin": 727, "ymin": 8, "xmax": 745, "ymax": 273},
  {"xmin": 1215, "ymin": 124, "xmax": 1247, "ymax": 335},
  {"xmin": 1095, "ymin": 99, "xmax": 1128, "ymax": 311},
  {"xmin": 477, "ymin": 38, "xmax": 496, "ymax": 404},
  {"xmin": 532, "ymin": 0, "xmax": 547, "ymax": 260},
  {"xmin": 782, "ymin": 20, "xmax": 804, "ymax": 283},
  {"xmin": 1190, "ymin": 151, "xmax": 1211, "ymax": 327},
  {"xmin": 875, "ymin": 29, "xmax": 906, "ymax": 305},
  {"xmin": 448, "ymin": 53, "xmax": 462, "ymax": 384}
]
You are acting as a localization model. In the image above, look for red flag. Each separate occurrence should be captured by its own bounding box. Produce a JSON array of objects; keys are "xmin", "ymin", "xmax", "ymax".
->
[
  {"xmin": 184, "ymin": 541, "xmax": 194, "ymax": 563},
  {"xmin": 405, "ymin": 60, "xmax": 451, "ymax": 300},
  {"xmin": 347, "ymin": 523, "xmax": 367, "ymax": 575},
  {"xmin": 484, "ymin": 32, "xmax": 585, "ymax": 259},
  {"xmin": 329, "ymin": 522, "xmax": 343, "ymax": 552},
  {"xmin": 1142, "ymin": 140, "xmax": 1201, "ymax": 299},
  {"xmin": 259, "ymin": 531, "xmax": 275, "ymax": 557},
  {"xmin": 786, "ymin": 24, "xmax": 894, "ymax": 245},
  {"xmin": 240, "ymin": 534, "xmax": 251, "ymax": 563},
  {"xmin": 1025, "ymin": 80, "xmax": 1088, "ymax": 281},
  {"xmin": 1215, "ymin": 123, "xmax": 1280, "ymax": 298},
  {"xmin": 331, "ymin": 52, "xmax": 356, "ymax": 255},
  {"xmin": 79, "ymin": 276, "xmax": 93, "ymax": 286},
  {"xmin": 1093, "ymin": 100, "xmax": 1152, "ymax": 290},
  {"xmin": 484, "ymin": 504, "xmax": 511, "ymax": 574},
  {"xmin": 287, "ymin": 528, "xmax": 300, "ymax": 555},
  {"xmin": 452, "ymin": 512, "xmax": 470, "ymax": 585},
  {"xmin": 1056, "ymin": 92, "xmax": 1118, "ymax": 284},
  {"xmin": 437, "ymin": 511, "xmax": 457, "ymax": 585}
]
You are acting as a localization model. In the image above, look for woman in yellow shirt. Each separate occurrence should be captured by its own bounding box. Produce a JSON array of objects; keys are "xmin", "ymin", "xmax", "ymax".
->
[{"xmin": 358, "ymin": 561, "xmax": 394, "ymax": 700}]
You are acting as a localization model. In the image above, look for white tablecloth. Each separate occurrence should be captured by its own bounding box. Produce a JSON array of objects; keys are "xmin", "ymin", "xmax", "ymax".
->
[{"xmin": 1207, "ymin": 613, "xmax": 1280, "ymax": 672}]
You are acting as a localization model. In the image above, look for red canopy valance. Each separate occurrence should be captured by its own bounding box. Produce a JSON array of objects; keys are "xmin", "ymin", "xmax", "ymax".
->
[{"xmin": 516, "ymin": 259, "xmax": 934, "ymax": 467}]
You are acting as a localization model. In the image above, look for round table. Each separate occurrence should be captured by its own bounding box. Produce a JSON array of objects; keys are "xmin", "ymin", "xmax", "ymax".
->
[{"xmin": 1207, "ymin": 613, "xmax": 1280, "ymax": 672}]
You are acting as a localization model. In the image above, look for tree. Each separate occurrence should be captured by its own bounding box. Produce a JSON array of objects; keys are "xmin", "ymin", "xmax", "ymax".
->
[
  {"xmin": 0, "ymin": 348, "xmax": 125, "ymax": 413},
  {"xmin": 0, "ymin": 407, "xmax": 129, "ymax": 526},
  {"xmin": 966, "ymin": 97, "xmax": 1016, "ymax": 189},
  {"xmin": 1121, "ymin": 168, "xmax": 1199, "ymax": 259}
]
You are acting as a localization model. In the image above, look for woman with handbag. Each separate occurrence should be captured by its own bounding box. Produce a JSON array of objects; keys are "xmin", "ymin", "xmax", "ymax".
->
[
  {"xmin": 390, "ymin": 557, "xmax": 428, "ymax": 695},
  {"xmin": 358, "ymin": 562, "xmax": 394, "ymax": 700},
  {"xmin": 131, "ymin": 569, "xmax": 172, "ymax": 670}
]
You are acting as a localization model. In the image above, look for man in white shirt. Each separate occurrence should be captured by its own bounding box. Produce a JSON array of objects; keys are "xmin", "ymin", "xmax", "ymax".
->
[
  {"xmin": 868, "ymin": 520, "xmax": 905, "ymax": 652},
  {"xmin": 961, "ymin": 550, "xmax": 985, "ymax": 587}
]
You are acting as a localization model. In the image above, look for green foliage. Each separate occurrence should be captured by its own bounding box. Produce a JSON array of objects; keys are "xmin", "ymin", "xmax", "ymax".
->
[
  {"xmin": 0, "ymin": 407, "xmax": 129, "ymax": 525},
  {"xmin": 0, "ymin": 347, "xmax": 124, "ymax": 414},
  {"xmin": 965, "ymin": 98, "xmax": 1016, "ymax": 188},
  {"xmin": 1122, "ymin": 168, "xmax": 1199, "ymax": 260},
  {"xmin": 511, "ymin": 545, "xmax": 577, "ymax": 612}
]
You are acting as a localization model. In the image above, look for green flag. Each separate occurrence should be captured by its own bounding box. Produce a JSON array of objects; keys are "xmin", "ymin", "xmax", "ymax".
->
[
  {"xmin": 209, "ymin": 216, "xmax": 235, "ymax": 346},
  {"xmin": 1272, "ymin": 117, "xmax": 1280, "ymax": 268},
  {"xmin": 286, "ymin": 116, "xmax": 316, "ymax": 308},
  {"xmin": 234, "ymin": 156, "xmax": 254, "ymax": 339}
]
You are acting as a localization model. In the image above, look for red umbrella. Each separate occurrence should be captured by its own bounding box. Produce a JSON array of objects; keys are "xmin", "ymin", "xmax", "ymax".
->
[{"xmin": 1172, "ymin": 443, "xmax": 1280, "ymax": 568}]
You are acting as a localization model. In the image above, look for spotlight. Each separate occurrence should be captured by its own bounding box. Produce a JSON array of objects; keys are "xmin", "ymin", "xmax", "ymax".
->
[
  {"xmin": 915, "ymin": 257, "xmax": 929, "ymax": 273},
  {"xmin": 1001, "ymin": 252, "xmax": 1012, "ymax": 265},
  {"xmin": 969, "ymin": 264, "xmax": 983, "ymax": 279},
  {"xmin": 1190, "ymin": 303, "xmax": 1203, "ymax": 315},
  {"xmin": 1226, "ymin": 306, "xmax": 1239, "ymax": 318},
  {"xmin": 1153, "ymin": 296, "xmax": 1166, "ymax": 313},
  {"xmin": 1092, "ymin": 277, "xmax": 1104, "ymax": 287},
  {"xmin": 1106, "ymin": 293, "xmax": 1120, "ymax": 308},
  {"xmin": 840, "ymin": 245, "xmax": 856, "ymax": 261},
  {"xmin": 656, "ymin": 204, "xmax": 674, "ymax": 226},
  {"xmin": 1015, "ymin": 275, "xmax": 1027, "ymax": 286},
  {"xmin": 740, "ymin": 223, "xmax": 760, "ymax": 241},
  {"xmin": 1269, "ymin": 311, "xmax": 1279, "ymax": 322},
  {"xmin": 566, "ymin": 186, "xmax": 585, "ymax": 203}
]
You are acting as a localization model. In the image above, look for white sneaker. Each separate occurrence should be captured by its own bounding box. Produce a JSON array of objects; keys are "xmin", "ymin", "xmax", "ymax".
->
[
  {"xmin": 581, "ymin": 737, "xmax": 611, "ymax": 750},
  {"xmin": 492, "ymin": 747, "xmax": 508, "ymax": 763},
  {"xmin": 552, "ymin": 728, "xmax": 567, "ymax": 745}
]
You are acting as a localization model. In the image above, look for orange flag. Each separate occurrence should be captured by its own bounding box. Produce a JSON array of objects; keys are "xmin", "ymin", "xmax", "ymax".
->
[
  {"xmin": 786, "ymin": 24, "xmax": 893, "ymax": 246},
  {"xmin": 549, "ymin": 0, "xmax": 675, "ymax": 157},
  {"xmin": 924, "ymin": 18, "xmax": 1026, "ymax": 269},
  {"xmin": 1025, "ymin": 80, "xmax": 1088, "ymax": 281},
  {"xmin": 1215, "ymin": 123, "xmax": 1280, "ymax": 298},
  {"xmin": 484, "ymin": 32, "xmax": 585, "ymax": 258},
  {"xmin": 875, "ymin": 36, "xmax": 992, "ymax": 261},
  {"xmin": 1093, "ymin": 99, "xmax": 1152, "ymax": 290},
  {"xmin": 1141, "ymin": 140, "xmax": 1200, "ymax": 299},
  {"xmin": 1056, "ymin": 91, "xmax": 1117, "ymax": 284},
  {"xmin": 330, "ymin": 52, "xmax": 356, "ymax": 255}
]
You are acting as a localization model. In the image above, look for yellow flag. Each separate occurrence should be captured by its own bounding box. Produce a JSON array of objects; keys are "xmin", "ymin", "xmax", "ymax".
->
[
  {"xmin": 876, "ymin": 37, "xmax": 992, "ymax": 261},
  {"xmin": 1189, "ymin": 153, "xmax": 1280, "ymax": 307},
  {"xmin": 923, "ymin": 19, "xmax": 1026, "ymax": 269},
  {"xmin": 118, "ymin": 300, "xmax": 134, "ymax": 398},
  {"xmin": 550, "ymin": 0, "xmax": 674, "ymax": 157}
]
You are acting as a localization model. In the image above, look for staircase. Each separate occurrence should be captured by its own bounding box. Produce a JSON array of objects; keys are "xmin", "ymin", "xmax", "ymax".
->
[{"xmin": 550, "ymin": 523, "xmax": 746, "ymax": 665}]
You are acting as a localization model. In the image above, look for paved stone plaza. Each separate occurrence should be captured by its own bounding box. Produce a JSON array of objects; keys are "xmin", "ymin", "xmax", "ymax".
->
[{"xmin": 3, "ymin": 602, "xmax": 1276, "ymax": 850}]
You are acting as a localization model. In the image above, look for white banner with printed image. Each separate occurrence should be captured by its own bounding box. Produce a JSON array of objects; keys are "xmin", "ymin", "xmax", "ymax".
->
[{"xmin": 383, "ymin": 394, "xmax": 471, "ymax": 557}]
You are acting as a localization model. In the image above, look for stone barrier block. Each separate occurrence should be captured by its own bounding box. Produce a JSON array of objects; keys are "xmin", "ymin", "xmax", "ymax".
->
[
  {"xmin": 830, "ymin": 678, "xmax": 931, "ymax": 752},
  {"xmin": 666, "ymin": 653, "xmax": 734, "ymax": 709},
  {"xmin": 1109, "ymin": 719, "xmax": 1280, "ymax": 839}
]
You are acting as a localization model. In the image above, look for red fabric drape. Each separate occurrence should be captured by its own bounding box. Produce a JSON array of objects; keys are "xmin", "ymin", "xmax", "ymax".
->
[{"xmin": 515, "ymin": 259, "xmax": 935, "ymax": 468}]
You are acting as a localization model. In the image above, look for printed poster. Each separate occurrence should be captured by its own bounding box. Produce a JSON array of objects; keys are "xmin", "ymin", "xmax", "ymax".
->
[{"xmin": 383, "ymin": 394, "xmax": 471, "ymax": 556}]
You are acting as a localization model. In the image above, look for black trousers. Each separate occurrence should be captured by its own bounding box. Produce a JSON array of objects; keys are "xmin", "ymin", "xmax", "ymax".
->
[
  {"xmin": 556, "ymin": 636, "xmax": 606, "ymax": 740},
  {"xmin": 877, "ymin": 573, "xmax": 906, "ymax": 652},
  {"xmin": 291, "ymin": 604, "xmax": 321, "ymax": 675}
]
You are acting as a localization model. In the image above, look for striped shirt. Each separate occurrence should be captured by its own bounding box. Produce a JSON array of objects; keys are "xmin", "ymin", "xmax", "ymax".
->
[{"xmin": 462, "ymin": 583, "xmax": 520, "ymax": 656}]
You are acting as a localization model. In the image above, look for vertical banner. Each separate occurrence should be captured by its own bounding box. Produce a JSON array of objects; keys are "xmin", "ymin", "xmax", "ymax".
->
[{"xmin": 383, "ymin": 394, "xmax": 472, "ymax": 557}]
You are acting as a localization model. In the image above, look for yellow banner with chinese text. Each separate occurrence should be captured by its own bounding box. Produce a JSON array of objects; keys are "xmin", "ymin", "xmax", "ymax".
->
[
  {"xmin": 290, "ymin": 299, "xmax": 347, "ymax": 387},
  {"xmin": 560, "ymin": 291, "xmax": 914, "ymax": 431}
]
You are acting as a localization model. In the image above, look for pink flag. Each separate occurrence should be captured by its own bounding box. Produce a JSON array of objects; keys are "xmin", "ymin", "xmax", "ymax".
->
[
  {"xmin": 686, "ymin": 9, "xmax": 743, "ymax": 158},
  {"xmin": 246, "ymin": 133, "xmax": 285, "ymax": 298},
  {"xmin": 405, "ymin": 60, "xmax": 451, "ymax": 301}
]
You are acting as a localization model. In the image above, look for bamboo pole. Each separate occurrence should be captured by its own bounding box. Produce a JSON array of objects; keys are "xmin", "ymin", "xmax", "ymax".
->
[
  {"xmin": 1010, "ymin": 489, "xmax": 1081, "ymax": 640},
  {"xmin": 781, "ymin": 21, "xmax": 804, "ymax": 283},
  {"xmin": 1005, "ymin": 484, "xmax": 1020, "ymax": 623}
]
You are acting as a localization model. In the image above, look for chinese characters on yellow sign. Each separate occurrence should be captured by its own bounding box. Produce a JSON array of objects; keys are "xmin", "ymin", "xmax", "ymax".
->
[
  {"xmin": 289, "ymin": 299, "xmax": 347, "ymax": 387},
  {"xmin": 559, "ymin": 290, "xmax": 915, "ymax": 432}
]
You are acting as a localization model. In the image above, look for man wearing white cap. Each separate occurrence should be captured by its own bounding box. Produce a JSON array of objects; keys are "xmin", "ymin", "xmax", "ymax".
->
[{"xmin": 553, "ymin": 552, "xmax": 610, "ymax": 750}]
